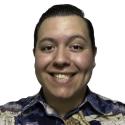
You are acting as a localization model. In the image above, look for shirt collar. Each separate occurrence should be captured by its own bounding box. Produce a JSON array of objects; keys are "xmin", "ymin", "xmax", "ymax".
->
[
  {"xmin": 22, "ymin": 87, "xmax": 113, "ymax": 116},
  {"xmin": 85, "ymin": 87, "xmax": 113, "ymax": 115},
  {"xmin": 22, "ymin": 92, "xmax": 42, "ymax": 113},
  {"xmin": 22, "ymin": 88, "xmax": 57, "ymax": 116}
]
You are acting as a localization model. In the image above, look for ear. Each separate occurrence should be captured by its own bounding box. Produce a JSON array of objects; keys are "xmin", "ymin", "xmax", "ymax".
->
[
  {"xmin": 93, "ymin": 46, "xmax": 97, "ymax": 57},
  {"xmin": 33, "ymin": 48, "xmax": 35, "ymax": 56},
  {"xmin": 92, "ymin": 46, "xmax": 97, "ymax": 68},
  {"xmin": 92, "ymin": 61, "xmax": 96, "ymax": 69}
]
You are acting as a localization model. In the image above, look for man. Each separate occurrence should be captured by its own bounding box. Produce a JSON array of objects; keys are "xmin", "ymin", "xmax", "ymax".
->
[{"xmin": 0, "ymin": 4, "xmax": 125, "ymax": 125}]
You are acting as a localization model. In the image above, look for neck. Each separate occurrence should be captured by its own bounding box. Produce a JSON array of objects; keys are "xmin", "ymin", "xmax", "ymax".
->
[{"xmin": 43, "ymin": 86, "xmax": 87, "ymax": 117}]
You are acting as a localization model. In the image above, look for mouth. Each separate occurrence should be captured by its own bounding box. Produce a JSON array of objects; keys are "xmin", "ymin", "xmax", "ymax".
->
[{"xmin": 49, "ymin": 73, "xmax": 76, "ymax": 83}]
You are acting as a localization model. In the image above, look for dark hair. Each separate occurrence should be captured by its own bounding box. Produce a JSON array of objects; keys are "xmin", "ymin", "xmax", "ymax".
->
[{"xmin": 34, "ymin": 4, "xmax": 96, "ymax": 52}]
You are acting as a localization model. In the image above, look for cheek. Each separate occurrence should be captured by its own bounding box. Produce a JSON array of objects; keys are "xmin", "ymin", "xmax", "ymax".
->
[
  {"xmin": 72, "ymin": 52, "xmax": 94, "ymax": 70},
  {"xmin": 35, "ymin": 54, "xmax": 53, "ymax": 71}
]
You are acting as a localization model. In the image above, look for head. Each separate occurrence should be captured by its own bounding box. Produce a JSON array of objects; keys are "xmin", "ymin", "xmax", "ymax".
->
[
  {"xmin": 34, "ymin": 4, "xmax": 96, "ymax": 53},
  {"xmin": 34, "ymin": 4, "xmax": 97, "ymax": 100}
]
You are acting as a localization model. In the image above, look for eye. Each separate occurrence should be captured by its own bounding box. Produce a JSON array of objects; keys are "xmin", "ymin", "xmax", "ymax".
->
[
  {"xmin": 40, "ymin": 45, "xmax": 55, "ymax": 53},
  {"xmin": 69, "ymin": 44, "xmax": 84, "ymax": 52}
]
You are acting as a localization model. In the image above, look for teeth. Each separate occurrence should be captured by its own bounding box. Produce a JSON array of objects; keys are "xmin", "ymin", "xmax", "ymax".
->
[{"xmin": 54, "ymin": 74, "xmax": 70, "ymax": 80}]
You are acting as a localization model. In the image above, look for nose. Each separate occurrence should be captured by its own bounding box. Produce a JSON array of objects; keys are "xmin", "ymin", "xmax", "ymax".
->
[{"xmin": 53, "ymin": 47, "xmax": 70, "ymax": 68}]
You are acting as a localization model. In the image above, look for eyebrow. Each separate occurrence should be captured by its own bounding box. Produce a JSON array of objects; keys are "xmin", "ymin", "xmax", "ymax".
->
[
  {"xmin": 69, "ymin": 35, "xmax": 88, "ymax": 43},
  {"xmin": 38, "ymin": 34, "xmax": 88, "ymax": 44},
  {"xmin": 39, "ymin": 38, "xmax": 56, "ymax": 44}
]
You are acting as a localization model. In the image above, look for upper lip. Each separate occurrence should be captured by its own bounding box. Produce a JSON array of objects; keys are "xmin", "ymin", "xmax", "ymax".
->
[{"xmin": 48, "ymin": 71, "xmax": 77, "ymax": 76}]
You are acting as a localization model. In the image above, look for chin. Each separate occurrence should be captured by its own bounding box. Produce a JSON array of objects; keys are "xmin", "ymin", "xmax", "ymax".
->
[{"xmin": 51, "ymin": 89, "xmax": 77, "ymax": 99}]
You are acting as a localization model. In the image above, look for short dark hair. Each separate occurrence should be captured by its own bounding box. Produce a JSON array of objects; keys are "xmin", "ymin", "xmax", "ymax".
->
[{"xmin": 34, "ymin": 4, "xmax": 96, "ymax": 52}]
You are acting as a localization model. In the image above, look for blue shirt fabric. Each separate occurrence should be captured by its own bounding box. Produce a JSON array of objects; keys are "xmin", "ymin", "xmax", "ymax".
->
[{"xmin": 0, "ymin": 87, "xmax": 125, "ymax": 125}]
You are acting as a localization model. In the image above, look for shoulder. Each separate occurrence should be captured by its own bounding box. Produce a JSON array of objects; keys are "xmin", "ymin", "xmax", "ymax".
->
[
  {"xmin": 86, "ymin": 91, "xmax": 125, "ymax": 123},
  {"xmin": 0, "ymin": 95, "xmax": 36, "ymax": 112},
  {"xmin": 87, "ymin": 89, "xmax": 125, "ymax": 115},
  {"xmin": 0, "ymin": 95, "xmax": 37, "ymax": 124},
  {"xmin": 95, "ymin": 92, "xmax": 125, "ymax": 115}
]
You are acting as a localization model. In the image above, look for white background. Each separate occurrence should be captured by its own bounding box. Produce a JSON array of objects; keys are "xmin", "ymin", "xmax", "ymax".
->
[{"xmin": 0, "ymin": 0, "xmax": 125, "ymax": 105}]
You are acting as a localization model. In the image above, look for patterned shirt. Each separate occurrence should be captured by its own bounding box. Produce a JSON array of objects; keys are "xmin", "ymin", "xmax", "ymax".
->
[{"xmin": 0, "ymin": 87, "xmax": 125, "ymax": 125}]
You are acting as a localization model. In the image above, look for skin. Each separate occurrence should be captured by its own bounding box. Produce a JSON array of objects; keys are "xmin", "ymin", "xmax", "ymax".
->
[{"xmin": 34, "ymin": 15, "xmax": 96, "ymax": 116}]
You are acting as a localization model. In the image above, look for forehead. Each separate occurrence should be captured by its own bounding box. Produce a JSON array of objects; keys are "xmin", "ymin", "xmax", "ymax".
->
[{"xmin": 37, "ymin": 15, "xmax": 90, "ymax": 42}]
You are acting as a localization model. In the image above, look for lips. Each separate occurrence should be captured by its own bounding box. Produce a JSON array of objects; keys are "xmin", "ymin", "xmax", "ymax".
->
[
  {"xmin": 54, "ymin": 74, "xmax": 71, "ymax": 80},
  {"xmin": 49, "ymin": 73, "xmax": 76, "ymax": 84}
]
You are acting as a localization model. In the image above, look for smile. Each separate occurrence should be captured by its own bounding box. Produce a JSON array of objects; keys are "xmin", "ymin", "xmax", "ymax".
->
[
  {"xmin": 49, "ymin": 73, "xmax": 76, "ymax": 83},
  {"xmin": 54, "ymin": 74, "xmax": 71, "ymax": 80}
]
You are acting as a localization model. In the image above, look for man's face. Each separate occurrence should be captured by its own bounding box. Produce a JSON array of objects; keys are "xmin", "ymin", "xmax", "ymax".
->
[{"xmin": 34, "ymin": 15, "xmax": 95, "ymax": 99}]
